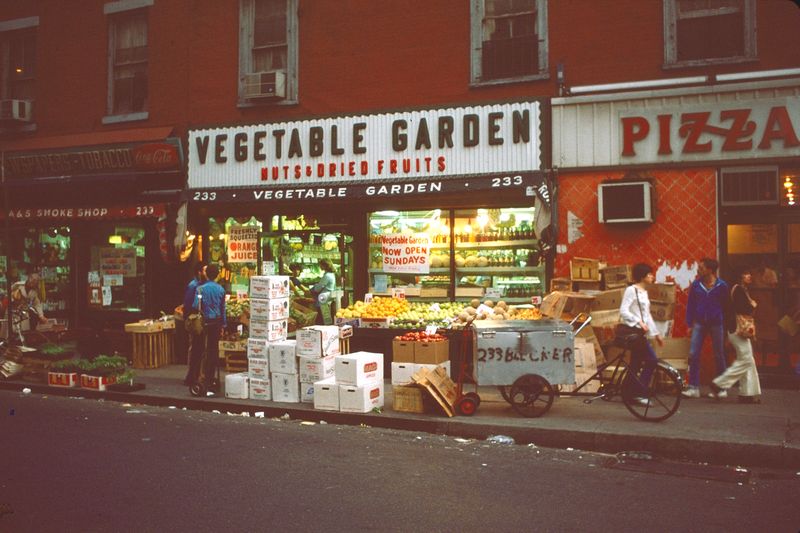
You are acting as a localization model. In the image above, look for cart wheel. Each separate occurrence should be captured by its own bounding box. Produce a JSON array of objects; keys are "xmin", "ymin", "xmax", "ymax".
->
[
  {"xmin": 509, "ymin": 374, "xmax": 554, "ymax": 418},
  {"xmin": 464, "ymin": 392, "xmax": 481, "ymax": 407},
  {"xmin": 457, "ymin": 396, "xmax": 479, "ymax": 416},
  {"xmin": 498, "ymin": 386, "xmax": 512, "ymax": 404},
  {"xmin": 189, "ymin": 382, "xmax": 206, "ymax": 397}
]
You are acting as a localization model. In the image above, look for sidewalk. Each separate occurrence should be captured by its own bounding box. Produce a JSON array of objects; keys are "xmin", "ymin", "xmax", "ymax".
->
[{"xmin": 3, "ymin": 365, "xmax": 799, "ymax": 469}]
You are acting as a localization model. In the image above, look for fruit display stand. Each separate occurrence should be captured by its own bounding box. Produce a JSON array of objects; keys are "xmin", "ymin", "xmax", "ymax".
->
[{"xmin": 124, "ymin": 320, "xmax": 175, "ymax": 369}]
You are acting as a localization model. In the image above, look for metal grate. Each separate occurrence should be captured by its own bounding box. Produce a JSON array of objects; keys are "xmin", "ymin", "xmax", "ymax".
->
[{"xmin": 720, "ymin": 167, "xmax": 778, "ymax": 206}]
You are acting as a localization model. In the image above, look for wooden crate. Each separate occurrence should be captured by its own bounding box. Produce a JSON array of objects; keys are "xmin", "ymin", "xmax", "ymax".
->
[
  {"xmin": 601, "ymin": 265, "xmax": 632, "ymax": 289},
  {"xmin": 223, "ymin": 349, "xmax": 248, "ymax": 372},
  {"xmin": 570, "ymin": 257, "xmax": 604, "ymax": 282},
  {"xmin": 392, "ymin": 385, "xmax": 427, "ymax": 413},
  {"xmin": 550, "ymin": 277, "xmax": 572, "ymax": 292},
  {"xmin": 130, "ymin": 330, "xmax": 174, "ymax": 369}
]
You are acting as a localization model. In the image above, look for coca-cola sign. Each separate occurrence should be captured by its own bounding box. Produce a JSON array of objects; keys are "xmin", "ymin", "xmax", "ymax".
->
[{"xmin": 5, "ymin": 138, "xmax": 183, "ymax": 179}]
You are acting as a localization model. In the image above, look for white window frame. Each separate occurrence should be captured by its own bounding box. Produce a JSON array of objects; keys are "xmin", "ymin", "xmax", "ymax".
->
[
  {"xmin": 0, "ymin": 16, "xmax": 38, "ymax": 101},
  {"xmin": 103, "ymin": 0, "xmax": 152, "ymax": 123},
  {"xmin": 239, "ymin": 0, "xmax": 298, "ymax": 105},
  {"xmin": 664, "ymin": 0, "xmax": 757, "ymax": 68},
  {"xmin": 470, "ymin": 0, "xmax": 548, "ymax": 86}
]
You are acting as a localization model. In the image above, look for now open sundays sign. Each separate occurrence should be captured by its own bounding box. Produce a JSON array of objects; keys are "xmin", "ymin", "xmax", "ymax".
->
[{"xmin": 381, "ymin": 233, "xmax": 430, "ymax": 274}]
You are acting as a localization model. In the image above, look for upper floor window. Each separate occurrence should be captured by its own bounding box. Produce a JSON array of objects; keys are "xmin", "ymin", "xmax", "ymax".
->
[
  {"xmin": 664, "ymin": 0, "xmax": 756, "ymax": 67},
  {"xmin": 471, "ymin": 0, "xmax": 548, "ymax": 85},
  {"xmin": 108, "ymin": 11, "xmax": 148, "ymax": 115},
  {"xmin": 2, "ymin": 30, "xmax": 36, "ymax": 101},
  {"xmin": 239, "ymin": 0, "xmax": 298, "ymax": 103}
]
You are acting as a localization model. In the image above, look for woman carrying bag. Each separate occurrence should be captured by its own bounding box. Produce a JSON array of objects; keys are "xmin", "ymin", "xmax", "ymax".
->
[
  {"xmin": 708, "ymin": 268, "xmax": 761, "ymax": 403},
  {"xmin": 618, "ymin": 263, "xmax": 664, "ymax": 406}
]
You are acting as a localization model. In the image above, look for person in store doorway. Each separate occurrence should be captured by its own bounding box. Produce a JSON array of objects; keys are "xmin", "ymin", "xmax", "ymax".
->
[
  {"xmin": 618, "ymin": 263, "xmax": 664, "ymax": 406},
  {"xmin": 311, "ymin": 259, "xmax": 336, "ymax": 324},
  {"xmin": 708, "ymin": 267, "xmax": 761, "ymax": 403},
  {"xmin": 683, "ymin": 258, "xmax": 729, "ymax": 398},
  {"xmin": 181, "ymin": 263, "xmax": 206, "ymax": 386},
  {"xmin": 193, "ymin": 264, "xmax": 226, "ymax": 397},
  {"xmin": 11, "ymin": 273, "xmax": 47, "ymax": 329}
]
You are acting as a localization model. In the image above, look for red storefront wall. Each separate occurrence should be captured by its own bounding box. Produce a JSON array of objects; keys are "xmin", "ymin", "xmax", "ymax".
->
[{"xmin": 555, "ymin": 169, "xmax": 721, "ymax": 380}]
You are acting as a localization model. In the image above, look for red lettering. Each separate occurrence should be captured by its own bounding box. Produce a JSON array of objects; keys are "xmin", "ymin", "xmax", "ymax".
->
[
  {"xmin": 437, "ymin": 156, "xmax": 446, "ymax": 171},
  {"xmin": 360, "ymin": 161, "xmax": 369, "ymax": 175},
  {"xmin": 679, "ymin": 112, "xmax": 713, "ymax": 153},
  {"xmin": 758, "ymin": 106, "xmax": 800, "ymax": 150},
  {"xmin": 621, "ymin": 116, "xmax": 650, "ymax": 156},
  {"xmin": 657, "ymin": 114, "xmax": 672, "ymax": 155},
  {"xmin": 720, "ymin": 109, "xmax": 756, "ymax": 151}
]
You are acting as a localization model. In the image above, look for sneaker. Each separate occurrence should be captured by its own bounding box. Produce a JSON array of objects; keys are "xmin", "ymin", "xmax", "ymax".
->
[
  {"xmin": 632, "ymin": 397, "xmax": 652, "ymax": 407},
  {"xmin": 682, "ymin": 387, "xmax": 700, "ymax": 398},
  {"xmin": 205, "ymin": 391, "xmax": 216, "ymax": 398},
  {"xmin": 707, "ymin": 382, "xmax": 727, "ymax": 399}
]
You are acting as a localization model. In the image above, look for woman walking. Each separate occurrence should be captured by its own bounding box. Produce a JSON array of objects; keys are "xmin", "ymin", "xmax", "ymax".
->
[{"xmin": 708, "ymin": 268, "xmax": 761, "ymax": 403}]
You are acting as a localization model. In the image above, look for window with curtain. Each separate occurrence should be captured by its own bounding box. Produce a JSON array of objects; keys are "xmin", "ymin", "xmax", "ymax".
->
[{"xmin": 109, "ymin": 11, "xmax": 148, "ymax": 114}]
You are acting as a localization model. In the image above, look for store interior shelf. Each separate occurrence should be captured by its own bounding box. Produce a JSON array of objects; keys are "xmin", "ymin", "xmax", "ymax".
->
[
  {"xmin": 453, "ymin": 296, "xmax": 533, "ymax": 303},
  {"xmin": 456, "ymin": 267, "xmax": 541, "ymax": 275},
  {"xmin": 368, "ymin": 268, "xmax": 451, "ymax": 274},
  {"xmin": 455, "ymin": 239, "xmax": 538, "ymax": 249}
]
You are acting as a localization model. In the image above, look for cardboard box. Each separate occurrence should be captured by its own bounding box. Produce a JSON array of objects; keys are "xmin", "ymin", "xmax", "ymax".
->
[
  {"xmin": 248, "ymin": 357, "xmax": 270, "ymax": 380},
  {"xmin": 225, "ymin": 372, "xmax": 249, "ymax": 399},
  {"xmin": 358, "ymin": 317, "xmax": 395, "ymax": 329},
  {"xmin": 297, "ymin": 326, "xmax": 340, "ymax": 356},
  {"xmin": 248, "ymin": 318, "xmax": 288, "ymax": 341},
  {"xmin": 391, "ymin": 362, "xmax": 416, "ymax": 385},
  {"xmin": 300, "ymin": 382, "xmax": 315, "ymax": 403},
  {"xmin": 271, "ymin": 372, "xmax": 300, "ymax": 403},
  {"xmin": 601, "ymin": 265, "xmax": 632, "ymax": 289},
  {"xmin": 550, "ymin": 277, "xmax": 572, "ymax": 292},
  {"xmin": 339, "ymin": 381, "xmax": 385, "ymax": 413},
  {"xmin": 313, "ymin": 377, "xmax": 339, "ymax": 411},
  {"xmin": 247, "ymin": 338, "xmax": 271, "ymax": 359},
  {"xmin": 414, "ymin": 339, "xmax": 450, "ymax": 364},
  {"xmin": 647, "ymin": 283, "xmax": 676, "ymax": 304},
  {"xmin": 650, "ymin": 301, "xmax": 676, "ymax": 321},
  {"xmin": 589, "ymin": 309, "xmax": 621, "ymax": 328},
  {"xmin": 48, "ymin": 371, "xmax": 79, "ymax": 388},
  {"xmin": 269, "ymin": 340, "xmax": 298, "ymax": 374},
  {"xmin": 419, "ymin": 287, "xmax": 448, "ymax": 298},
  {"xmin": 591, "ymin": 288, "xmax": 626, "ymax": 311},
  {"xmin": 570, "ymin": 257, "xmax": 603, "ymax": 282},
  {"xmin": 414, "ymin": 360, "xmax": 451, "ymax": 378},
  {"xmin": 334, "ymin": 317, "xmax": 360, "ymax": 328},
  {"xmin": 654, "ymin": 337, "xmax": 690, "ymax": 360},
  {"xmin": 574, "ymin": 337, "xmax": 598, "ymax": 373},
  {"xmin": 249, "ymin": 377, "xmax": 272, "ymax": 401},
  {"xmin": 335, "ymin": 351, "xmax": 384, "ymax": 386},
  {"xmin": 250, "ymin": 275, "xmax": 290, "ymax": 299},
  {"xmin": 540, "ymin": 291, "xmax": 595, "ymax": 319},
  {"xmin": 392, "ymin": 385, "xmax": 427, "ymax": 413},
  {"xmin": 249, "ymin": 297, "xmax": 290, "ymax": 321},
  {"xmin": 561, "ymin": 370, "xmax": 600, "ymax": 393},
  {"xmin": 392, "ymin": 339, "xmax": 415, "ymax": 363},
  {"xmin": 80, "ymin": 374, "xmax": 116, "ymax": 391},
  {"xmin": 455, "ymin": 287, "xmax": 485, "ymax": 297},
  {"xmin": 298, "ymin": 354, "xmax": 336, "ymax": 382}
]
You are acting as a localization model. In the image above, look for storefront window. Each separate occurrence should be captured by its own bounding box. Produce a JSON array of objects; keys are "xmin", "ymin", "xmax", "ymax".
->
[
  {"xmin": 1, "ymin": 227, "xmax": 72, "ymax": 323},
  {"xmin": 90, "ymin": 224, "xmax": 145, "ymax": 312},
  {"xmin": 368, "ymin": 209, "xmax": 451, "ymax": 298}
]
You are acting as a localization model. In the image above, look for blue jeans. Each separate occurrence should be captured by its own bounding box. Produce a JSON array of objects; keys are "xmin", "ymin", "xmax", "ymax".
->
[
  {"xmin": 624, "ymin": 337, "xmax": 659, "ymax": 397},
  {"xmin": 688, "ymin": 322, "xmax": 726, "ymax": 387}
]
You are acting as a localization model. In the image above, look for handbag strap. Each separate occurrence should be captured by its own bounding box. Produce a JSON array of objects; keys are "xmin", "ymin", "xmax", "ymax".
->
[{"xmin": 635, "ymin": 287, "xmax": 645, "ymax": 325}]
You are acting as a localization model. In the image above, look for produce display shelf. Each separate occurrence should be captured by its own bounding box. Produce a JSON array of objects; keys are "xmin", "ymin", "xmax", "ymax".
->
[
  {"xmin": 455, "ymin": 239, "xmax": 538, "ymax": 249},
  {"xmin": 455, "ymin": 267, "xmax": 541, "ymax": 274}
]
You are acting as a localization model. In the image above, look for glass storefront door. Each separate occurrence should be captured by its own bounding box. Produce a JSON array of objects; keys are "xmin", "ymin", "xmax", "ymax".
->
[{"xmin": 725, "ymin": 222, "xmax": 799, "ymax": 372}]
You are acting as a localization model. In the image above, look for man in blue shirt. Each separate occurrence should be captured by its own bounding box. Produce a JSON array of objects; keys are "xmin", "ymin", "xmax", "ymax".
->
[
  {"xmin": 683, "ymin": 257, "xmax": 729, "ymax": 398},
  {"xmin": 182, "ymin": 263, "xmax": 205, "ymax": 385},
  {"xmin": 193, "ymin": 263, "xmax": 227, "ymax": 396}
]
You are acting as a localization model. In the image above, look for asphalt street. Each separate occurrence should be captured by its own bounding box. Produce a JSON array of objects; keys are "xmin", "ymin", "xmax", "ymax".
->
[{"xmin": 1, "ymin": 390, "xmax": 798, "ymax": 532}]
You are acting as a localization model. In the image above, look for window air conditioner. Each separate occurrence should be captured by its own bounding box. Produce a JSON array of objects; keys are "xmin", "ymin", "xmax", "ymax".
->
[
  {"xmin": 598, "ymin": 180, "xmax": 655, "ymax": 224},
  {"xmin": 0, "ymin": 99, "xmax": 33, "ymax": 123},
  {"xmin": 242, "ymin": 70, "xmax": 286, "ymax": 100}
]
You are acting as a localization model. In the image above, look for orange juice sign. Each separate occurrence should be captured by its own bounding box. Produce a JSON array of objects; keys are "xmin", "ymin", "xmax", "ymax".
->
[
  {"xmin": 381, "ymin": 233, "xmax": 430, "ymax": 274},
  {"xmin": 228, "ymin": 225, "xmax": 259, "ymax": 263},
  {"xmin": 99, "ymin": 247, "xmax": 137, "ymax": 277}
]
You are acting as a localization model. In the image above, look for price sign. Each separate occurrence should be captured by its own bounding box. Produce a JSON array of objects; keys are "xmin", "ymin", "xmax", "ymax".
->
[
  {"xmin": 262, "ymin": 261, "xmax": 275, "ymax": 275},
  {"xmin": 391, "ymin": 288, "xmax": 406, "ymax": 299},
  {"xmin": 531, "ymin": 295, "xmax": 542, "ymax": 305},
  {"xmin": 485, "ymin": 287, "xmax": 503, "ymax": 299},
  {"xmin": 364, "ymin": 293, "xmax": 374, "ymax": 304},
  {"xmin": 425, "ymin": 325, "xmax": 438, "ymax": 336}
]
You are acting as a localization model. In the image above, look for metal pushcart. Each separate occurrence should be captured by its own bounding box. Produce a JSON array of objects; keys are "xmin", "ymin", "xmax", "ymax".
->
[{"xmin": 455, "ymin": 317, "xmax": 590, "ymax": 417}]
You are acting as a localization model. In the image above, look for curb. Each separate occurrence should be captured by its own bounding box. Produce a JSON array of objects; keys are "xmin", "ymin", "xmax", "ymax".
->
[{"xmin": 3, "ymin": 380, "xmax": 798, "ymax": 469}]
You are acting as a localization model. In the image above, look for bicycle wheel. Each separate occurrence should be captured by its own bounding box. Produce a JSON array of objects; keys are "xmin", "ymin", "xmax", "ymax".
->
[
  {"xmin": 509, "ymin": 374, "xmax": 554, "ymax": 418},
  {"xmin": 622, "ymin": 363, "xmax": 682, "ymax": 422},
  {"xmin": 498, "ymin": 386, "xmax": 512, "ymax": 404}
]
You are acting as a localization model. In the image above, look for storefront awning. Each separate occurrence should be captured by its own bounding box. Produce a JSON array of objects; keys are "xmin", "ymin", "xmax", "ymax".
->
[
  {"xmin": 187, "ymin": 171, "xmax": 551, "ymax": 206},
  {"xmin": 2, "ymin": 126, "xmax": 175, "ymax": 152}
]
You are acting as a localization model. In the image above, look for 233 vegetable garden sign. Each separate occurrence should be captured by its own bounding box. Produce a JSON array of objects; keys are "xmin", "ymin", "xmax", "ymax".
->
[{"xmin": 381, "ymin": 233, "xmax": 430, "ymax": 274}]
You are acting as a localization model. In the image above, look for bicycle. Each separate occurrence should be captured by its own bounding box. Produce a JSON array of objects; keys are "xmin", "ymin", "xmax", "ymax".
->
[{"xmin": 567, "ymin": 334, "xmax": 684, "ymax": 422}]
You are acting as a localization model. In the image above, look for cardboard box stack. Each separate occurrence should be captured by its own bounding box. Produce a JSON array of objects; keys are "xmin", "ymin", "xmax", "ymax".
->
[
  {"xmin": 296, "ymin": 325, "xmax": 340, "ymax": 404},
  {"xmin": 313, "ymin": 342, "xmax": 384, "ymax": 413},
  {"xmin": 238, "ymin": 275, "xmax": 291, "ymax": 401},
  {"xmin": 391, "ymin": 336, "xmax": 451, "ymax": 386}
]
